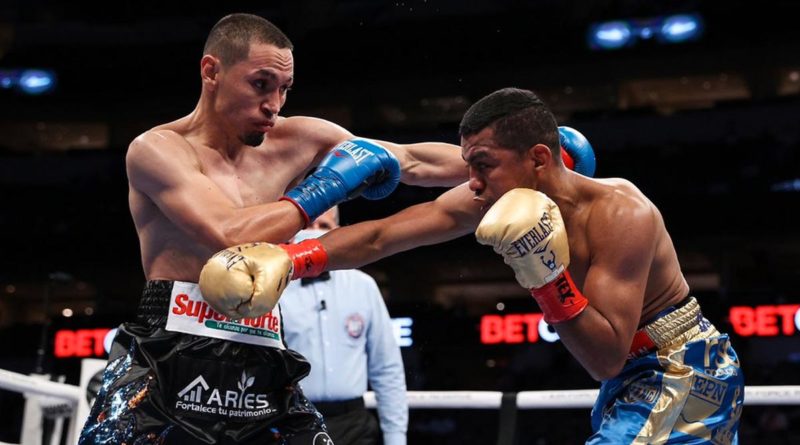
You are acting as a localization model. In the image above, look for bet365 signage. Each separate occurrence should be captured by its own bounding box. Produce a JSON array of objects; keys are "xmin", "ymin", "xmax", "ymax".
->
[
  {"xmin": 480, "ymin": 303, "xmax": 800, "ymax": 345},
  {"xmin": 729, "ymin": 304, "xmax": 800, "ymax": 337},
  {"xmin": 480, "ymin": 313, "xmax": 560, "ymax": 344},
  {"xmin": 53, "ymin": 328, "xmax": 113, "ymax": 358}
]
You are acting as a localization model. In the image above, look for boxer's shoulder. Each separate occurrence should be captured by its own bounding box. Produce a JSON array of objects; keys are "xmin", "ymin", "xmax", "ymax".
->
[
  {"xmin": 587, "ymin": 178, "xmax": 650, "ymax": 209},
  {"xmin": 583, "ymin": 178, "xmax": 657, "ymax": 240},
  {"xmin": 593, "ymin": 177, "xmax": 636, "ymax": 192},
  {"xmin": 126, "ymin": 127, "xmax": 200, "ymax": 177},
  {"xmin": 131, "ymin": 115, "xmax": 194, "ymax": 150},
  {"xmin": 271, "ymin": 115, "xmax": 353, "ymax": 151}
]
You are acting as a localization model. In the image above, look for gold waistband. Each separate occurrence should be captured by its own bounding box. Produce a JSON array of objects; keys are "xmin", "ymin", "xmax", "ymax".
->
[{"xmin": 642, "ymin": 297, "xmax": 702, "ymax": 349}]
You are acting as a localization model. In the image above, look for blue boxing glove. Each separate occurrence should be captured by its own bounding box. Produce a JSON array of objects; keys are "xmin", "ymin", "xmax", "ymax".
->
[
  {"xmin": 282, "ymin": 138, "xmax": 401, "ymax": 225},
  {"xmin": 558, "ymin": 126, "xmax": 596, "ymax": 177}
]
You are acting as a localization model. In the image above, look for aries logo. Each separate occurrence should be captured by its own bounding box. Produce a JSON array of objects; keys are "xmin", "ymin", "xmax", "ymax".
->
[
  {"xmin": 174, "ymin": 371, "xmax": 273, "ymax": 419},
  {"xmin": 178, "ymin": 375, "xmax": 210, "ymax": 403},
  {"xmin": 238, "ymin": 372, "xmax": 255, "ymax": 393}
]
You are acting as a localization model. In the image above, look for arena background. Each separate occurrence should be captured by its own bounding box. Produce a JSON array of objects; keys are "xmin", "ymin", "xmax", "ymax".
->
[{"xmin": 1, "ymin": 1, "xmax": 799, "ymax": 443}]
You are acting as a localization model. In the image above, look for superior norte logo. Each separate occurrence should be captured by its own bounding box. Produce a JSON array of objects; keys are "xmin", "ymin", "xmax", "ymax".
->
[
  {"xmin": 175, "ymin": 372, "xmax": 276, "ymax": 419},
  {"xmin": 171, "ymin": 293, "xmax": 280, "ymax": 339}
]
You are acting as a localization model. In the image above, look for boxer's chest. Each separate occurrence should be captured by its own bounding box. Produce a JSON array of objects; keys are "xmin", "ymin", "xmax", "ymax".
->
[{"xmin": 198, "ymin": 143, "xmax": 311, "ymax": 207}]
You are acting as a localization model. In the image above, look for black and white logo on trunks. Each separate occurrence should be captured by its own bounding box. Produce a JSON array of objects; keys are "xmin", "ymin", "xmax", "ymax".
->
[
  {"xmin": 173, "ymin": 370, "xmax": 278, "ymax": 420},
  {"xmin": 313, "ymin": 432, "xmax": 333, "ymax": 445}
]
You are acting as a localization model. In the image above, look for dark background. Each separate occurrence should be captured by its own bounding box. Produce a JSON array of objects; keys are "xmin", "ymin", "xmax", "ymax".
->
[{"xmin": 1, "ymin": 1, "xmax": 799, "ymax": 443}]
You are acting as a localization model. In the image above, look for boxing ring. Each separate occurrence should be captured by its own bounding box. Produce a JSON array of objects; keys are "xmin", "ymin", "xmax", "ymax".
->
[{"xmin": 2, "ymin": 367, "xmax": 799, "ymax": 444}]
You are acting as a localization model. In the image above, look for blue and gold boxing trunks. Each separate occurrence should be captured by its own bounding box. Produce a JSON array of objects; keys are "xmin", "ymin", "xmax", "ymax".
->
[
  {"xmin": 588, "ymin": 297, "xmax": 743, "ymax": 444},
  {"xmin": 79, "ymin": 280, "xmax": 333, "ymax": 445}
]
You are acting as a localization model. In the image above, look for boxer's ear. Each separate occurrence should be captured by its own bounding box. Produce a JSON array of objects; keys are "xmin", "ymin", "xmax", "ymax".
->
[
  {"xmin": 530, "ymin": 144, "xmax": 552, "ymax": 171},
  {"xmin": 200, "ymin": 55, "xmax": 221, "ymax": 91}
]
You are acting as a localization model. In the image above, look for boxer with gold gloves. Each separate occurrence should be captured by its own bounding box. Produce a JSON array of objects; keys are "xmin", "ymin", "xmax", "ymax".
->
[
  {"xmin": 206, "ymin": 87, "xmax": 743, "ymax": 444},
  {"xmin": 475, "ymin": 188, "xmax": 588, "ymax": 325}
]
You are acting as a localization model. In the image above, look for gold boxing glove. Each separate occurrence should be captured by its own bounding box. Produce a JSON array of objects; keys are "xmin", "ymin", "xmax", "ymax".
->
[
  {"xmin": 199, "ymin": 240, "xmax": 329, "ymax": 319},
  {"xmin": 199, "ymin": 243, "xmax": 293, "ymax": 319},
  {"xmin": 476, "ymin": 189, "xmax": 587, "ymax": 323}
]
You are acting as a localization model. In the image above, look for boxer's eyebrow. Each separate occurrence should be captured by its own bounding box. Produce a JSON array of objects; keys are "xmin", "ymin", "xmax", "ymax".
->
[
  {"xmin": 254, "ymin": 69, "xmax": 293, "ymax": 84},
  {"xmin": 464, "ymin": 150, "xmax": 489, "ymax": 164},
  {"xmin": 254, "ymin": 69, "xmax": 277, "ymax": 79}
]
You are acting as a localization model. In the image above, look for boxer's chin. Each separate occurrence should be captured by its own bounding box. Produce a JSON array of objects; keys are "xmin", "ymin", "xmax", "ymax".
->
[
  {"xmin": 241, "ymin": 132, "xmax": 265, "ymax": 147},
  {"xmin": 472, "ymin": 195, "xmax": 494, "ymax": 212}
]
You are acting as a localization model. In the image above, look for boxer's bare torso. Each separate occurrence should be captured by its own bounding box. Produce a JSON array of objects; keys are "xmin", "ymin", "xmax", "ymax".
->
[
  {"xmin": 554, "ymin": 177, "xmax": 689, "ymax": 325},
  {"xmin": 128, "ymin": 115, "xmax": 349, "ymax": 282}
]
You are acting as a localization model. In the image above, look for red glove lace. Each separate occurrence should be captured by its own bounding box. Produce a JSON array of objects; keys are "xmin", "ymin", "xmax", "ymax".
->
[
  {"xmin": 530, "ymin": 270, "xmax": 588, "ymax": 324},
  {"xmin": 280, "ymin": 239, "xmax": 329, "ymax": 279}
]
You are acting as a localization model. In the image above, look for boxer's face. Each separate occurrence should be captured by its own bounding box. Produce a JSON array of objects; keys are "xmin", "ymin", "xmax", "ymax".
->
[
  {"xmin": 215, "ymin": 42, "xmax": 294, "ymax": 146},
  {"xmin": 462, "ymin": 127, "xmax": 536, "ymax": 206},
  {"xmin": 310, "ymin": 207, "xmax": 339, "ymax": 232}
]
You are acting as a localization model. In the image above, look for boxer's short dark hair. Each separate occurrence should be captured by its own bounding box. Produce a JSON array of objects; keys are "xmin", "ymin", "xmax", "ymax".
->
[
  {"xmin": 460, "ymin": 87, "xmax": 559, "ymax": 157},
  {"xmin": 204, "ymin": 13, "xmax": 293, "ymax": 66}
]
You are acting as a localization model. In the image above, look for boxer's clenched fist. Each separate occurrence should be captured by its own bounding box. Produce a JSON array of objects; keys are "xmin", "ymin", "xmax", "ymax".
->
[
  {"xmin": 476, "ymin": 189, "xmax": 570, "ymax": 289},
  {"xmin": 558, "ymin": 126, "xmax": 596, "ymax": 177},
  {"xmin": 199, "ymin": 239, "xmax": 330, "ymax": 319},
  {"xmin": 476, "ymin": 188, "xmax": 587, "ymax": 323},
  {"xmin": 199, "ymin": 243, "xmax": 293, "ymax": 319},
  {"xmin": 282, "ymin": 138, "xmax": 401, "ymax": 226}
]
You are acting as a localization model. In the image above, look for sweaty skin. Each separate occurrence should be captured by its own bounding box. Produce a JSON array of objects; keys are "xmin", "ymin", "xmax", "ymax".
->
[
  {"xmin": 318, "ymin": 126, "xmax": 688, "ymax": 381},
  {"xmin": 127, "ymin": 41, "xmax": 466, "ymax": 283}
]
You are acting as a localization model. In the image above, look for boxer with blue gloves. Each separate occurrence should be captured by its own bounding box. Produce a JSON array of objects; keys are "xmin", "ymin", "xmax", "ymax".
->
[
  {"xmin": 282, "ymin": 138, "xmax": 401, "ymax": 226},
  {"xmin": 81, "ymin": 13, "xmax": 470, "ymax": 445}
]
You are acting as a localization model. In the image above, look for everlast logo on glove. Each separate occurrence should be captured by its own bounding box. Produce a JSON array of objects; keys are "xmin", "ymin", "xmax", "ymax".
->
[
  {"xmin": 215, "ymin": 247, "xmax": 250, "ymax": 270},
  {"xmin": 509, "ymin": 211, "xmax": 554, "ymax": 258},
  {"xmin": 334, "ymin": 140, "xmax": 374, "ymax": 166}
]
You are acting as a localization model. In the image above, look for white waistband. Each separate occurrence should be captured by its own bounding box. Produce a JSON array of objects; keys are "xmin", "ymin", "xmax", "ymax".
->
[{"xmin": 165, "ymin": 281, "xmax": 285, "ymax": 349}]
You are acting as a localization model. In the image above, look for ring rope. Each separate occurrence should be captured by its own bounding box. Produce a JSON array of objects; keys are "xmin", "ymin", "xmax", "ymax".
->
[
  {"xmin": 0, "ymin": 368, "xmax": 81, "ymax": 402},
  {"xmin": 364, "ymin": 386, "xmax": 800, "ymax": 409},
  {"xmin": 2, "ymin": 368, "xmax": 798, "ymax": 409}
]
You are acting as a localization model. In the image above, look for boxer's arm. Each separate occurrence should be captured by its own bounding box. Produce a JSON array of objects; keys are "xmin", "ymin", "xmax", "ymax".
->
[
  {"xmin": 370, "ymin": 139, "xmax": 467, "ymax": 187},
  {"xmin": 283, "ymin": 117, "xmax": 466, "ymax": 188},
  {"xmin": 126, "ymin": 131, "xmax": 304, "ymax": 250},
  {"xmin": 553, "ymin": 191, "xmax": 657, "ymax": 381},
  {"xmin": 320, "ymin": 183, "xmax": 482, "ymax": 270}
]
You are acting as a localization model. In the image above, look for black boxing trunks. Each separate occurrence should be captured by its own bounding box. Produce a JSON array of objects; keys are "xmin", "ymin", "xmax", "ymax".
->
[{"xmin": 79, "ymin": 281, "xmax": 333, "ymax": 445}]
